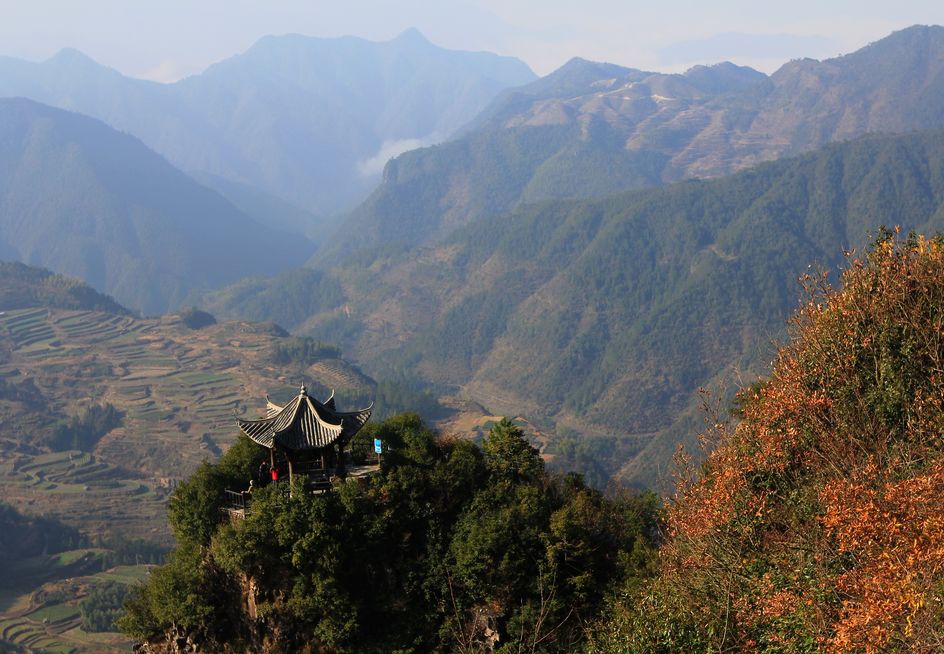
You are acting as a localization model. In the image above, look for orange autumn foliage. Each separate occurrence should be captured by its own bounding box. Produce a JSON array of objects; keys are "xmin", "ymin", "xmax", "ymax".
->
[
  {"xmin": 650, "ymin": 231, "xmax": 944, "ymax": 652},
  {"xmin": 821, "ymin": 461, "xmax": 944, "ymax": 650}
]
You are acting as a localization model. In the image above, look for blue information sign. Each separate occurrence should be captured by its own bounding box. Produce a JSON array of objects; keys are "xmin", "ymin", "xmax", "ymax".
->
[{"xmin": 374, "ymin": 438, "xmax": 382, "ymax": 454}]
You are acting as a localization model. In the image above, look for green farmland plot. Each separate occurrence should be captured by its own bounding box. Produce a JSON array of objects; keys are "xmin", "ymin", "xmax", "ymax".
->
[
  {"xmin": 27, "ymin": 602, "xmax": 80, "ymax": 624},
  {"xmin": 0, "ymin": 561, "xmax": 148, "ymax": 654},
  {"xmin": 0, "ymin": 309, "xmax": 60, "ymax": 355}
]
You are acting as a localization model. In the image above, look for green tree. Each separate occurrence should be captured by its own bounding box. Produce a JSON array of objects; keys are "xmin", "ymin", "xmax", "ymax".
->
[
  {"xmin": 117, "ymin": 540, "xmax": 220, "ymax": 639},
  {"xmin": 122, "ymin": 415, "xmax": 659, "ymax": 653},
  {"xmin": 482, "ymin": 418, "xmax": 543, "ymax": 484},
  {"xmin": 167, "ymin": 435, "xmax": 265, "ymax": 546}
]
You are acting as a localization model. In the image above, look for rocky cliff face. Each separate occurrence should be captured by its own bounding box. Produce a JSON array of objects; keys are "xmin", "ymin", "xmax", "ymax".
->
[
  {"xmin": 134, "ymin": 625, "xmax": 204, "ymax": 654},
  {"xmin": 133, "ymin": 577, "xmax": 307, "ymax": 654}
]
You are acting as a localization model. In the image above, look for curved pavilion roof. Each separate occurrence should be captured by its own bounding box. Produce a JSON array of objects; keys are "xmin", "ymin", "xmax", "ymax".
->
[{"xmin": 236, "ymin": 385, "xmax": 372, "ymax": 451}]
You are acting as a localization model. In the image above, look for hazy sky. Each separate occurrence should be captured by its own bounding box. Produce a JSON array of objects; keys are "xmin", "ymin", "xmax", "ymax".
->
[{"xmin": 2, "ymin": 1, "xmax": 943, "ymax": 81}]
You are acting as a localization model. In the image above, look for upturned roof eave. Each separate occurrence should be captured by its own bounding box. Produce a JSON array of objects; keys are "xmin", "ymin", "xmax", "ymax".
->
[{"xmin": 236, "ymin": 388, "xmax": 372, "ymax": 451}]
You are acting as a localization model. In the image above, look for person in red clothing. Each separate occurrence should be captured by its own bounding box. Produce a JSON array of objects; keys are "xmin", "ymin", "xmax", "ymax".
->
[{"xmin": 271, "ymin": 466, "xmax": 279, "ymax": 482}]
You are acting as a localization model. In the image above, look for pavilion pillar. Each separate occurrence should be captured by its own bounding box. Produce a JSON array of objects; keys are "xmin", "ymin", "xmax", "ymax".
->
[{"xmin": 287, "ymin": 454, "xmax": 294, "ymax": 498}]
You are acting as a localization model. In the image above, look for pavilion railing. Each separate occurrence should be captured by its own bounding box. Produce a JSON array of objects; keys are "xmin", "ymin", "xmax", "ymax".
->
[{"xmin": 224, "ymin": 489, "xmax": 249, "ymax": 510}]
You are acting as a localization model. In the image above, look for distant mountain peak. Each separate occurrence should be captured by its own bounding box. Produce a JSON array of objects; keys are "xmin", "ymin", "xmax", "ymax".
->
[
  {"xmin": 0, "ymin": 30, "xmax": 537, "ymax": 247},
  {"xmin": 884, "ymin": 23, "xmax": 944, "ymax": 47},
  {"xmin": 683, "ymin": 61, "xmax": 768, "ymax": 93},
  {"xmin": 558, "ymin": 56, "xmax": 605, "ymax": 70},
  {"xmin": 47, "ymin": 47, "xmax": 101, "ymax": 68},
  {"xmin": 824, "ymin": 23, "xmax": 944, "ymax": 65},
  {"xmin": 685, "ymin": 60, "xmax": 760, "ymax": 74},
  {"xmin": 550, "ymin": 56, "xmax": 639, "ymax": 80},
  {"xmin": 888, "ymin": 23, "xmax": 944, "ymax": 40},
  {"xmin": 245, "ymin": 28, "xmax": 435, "ymax": 53},
  {"xmin": 393, "ymin": 27, "xmax": 433, "ymax": 46}
]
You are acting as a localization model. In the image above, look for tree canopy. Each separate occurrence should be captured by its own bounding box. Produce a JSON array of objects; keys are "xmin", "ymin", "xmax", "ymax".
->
[{"xmin": 120, "ymin": 416, "xmax": 659, "ymax": 653}]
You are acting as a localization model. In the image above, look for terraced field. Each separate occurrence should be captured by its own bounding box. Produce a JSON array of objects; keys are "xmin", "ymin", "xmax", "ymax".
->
[
  {"xmin": 0, "ymin": 307, "xmax": 376, "ymax": 652},
  {"xmin": 308, "ymin": 358, "xmax": 375, "ymax": 393},
  {"xmin": 0, "ymin": 553, "xmax": 147, "ymax": 654},
  {"xmin": 0, "ymin": 308, "xmax": 375, "ymax": 546}
]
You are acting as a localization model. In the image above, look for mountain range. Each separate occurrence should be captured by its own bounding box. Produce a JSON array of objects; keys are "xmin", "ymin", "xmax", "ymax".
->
[
  {"xmin": 0, "ymin": 29, "xmax": 535, "ymax": 218},
  {"xmin": 6, "ymin": 26, "xmax": 944, "ymax": 490},
  {"xmin": 324, "ymin": 25, "xmax": 944, "ymax": 262},
  {"xmin": 0, "ymin": 98, "xmax": 313, "ymax": 314},
  {"xmin": 10, "ymin": 23, "xmax": 944, "ymax": 654},
  {"xmin": 204, "ymin": 128, "xmax": 944, "ymax": 488}
]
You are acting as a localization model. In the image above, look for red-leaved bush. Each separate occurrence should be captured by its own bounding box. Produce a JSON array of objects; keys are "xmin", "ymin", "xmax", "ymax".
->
[{"xmin": 593, "ymin": 231, "xmax": 944, "ymax": 653}]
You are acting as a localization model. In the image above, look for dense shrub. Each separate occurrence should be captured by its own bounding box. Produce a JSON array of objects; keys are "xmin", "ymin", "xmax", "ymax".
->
[
  {"xmin": 271, "ymin": 337, "xmax": 341, "ymax": 365},
  {"xmin": 80, "ymin": 582, "xmax": 131, "ymax": 632},
  {"xmin": 179, "ymin": 306, "xmax": 217, "ymax": 329},
  {"xmin": 43, "ymin": 403, "xmax": 123, "ymax": 451},
  {"xmin": 592, "ymin": 232, "xmax": 944, "ymax": 653}
]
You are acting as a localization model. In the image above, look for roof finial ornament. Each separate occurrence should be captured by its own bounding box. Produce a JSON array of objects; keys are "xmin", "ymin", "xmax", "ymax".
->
[{"xmin": 299, "ymin": 384, "xmax": 307, "ymax": 396}]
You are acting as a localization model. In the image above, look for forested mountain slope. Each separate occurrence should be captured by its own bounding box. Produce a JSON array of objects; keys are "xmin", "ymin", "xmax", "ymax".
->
[
  {"xmin": 0, "ymin": 30, "xmax": 535, "ymax": 216},
  {"xmin": 326, "ymin": 25, "xmax": 944, "ymax": 261},
  {"xmin": 0, "ymin": 98, "xmax": 312, "ymax": 314},
  {"xmin": 207, "ymin": 129, "xmax": 944, "ymax": 488},
  {"xmin": 0, "ymin": 261, "xmax": 131, "ymax": 314}
]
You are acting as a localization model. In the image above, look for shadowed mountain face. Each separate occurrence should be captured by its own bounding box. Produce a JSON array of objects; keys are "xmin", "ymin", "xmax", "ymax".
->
[
  {"xmin": 0, "ymin": 30, "xmax": 535, "ymax": 217},
  {"xmin": 204, "ymin": 129, "xmax": 944, "ymax": 488},
  {"xmin": 325, "ymin": 25, "xmax": 944, "ymax": 262},
  {"xmin": 0, "ymin": 98, "xmax": 313, "ymax": 314}
]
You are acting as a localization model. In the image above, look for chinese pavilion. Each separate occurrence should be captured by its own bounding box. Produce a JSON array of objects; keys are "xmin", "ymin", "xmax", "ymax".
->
[{"xmin": 236, "ymin": 385, "xmax": 372, "ymax": 493}]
